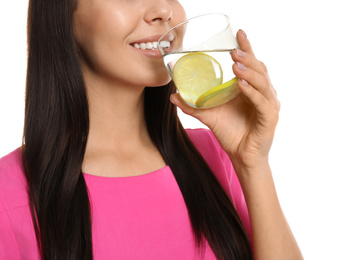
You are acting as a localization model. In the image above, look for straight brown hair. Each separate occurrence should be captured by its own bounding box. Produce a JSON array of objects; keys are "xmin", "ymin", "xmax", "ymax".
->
[{"xmin": 23, "ymin": 0, "xmax": 252, "ymax": 259}]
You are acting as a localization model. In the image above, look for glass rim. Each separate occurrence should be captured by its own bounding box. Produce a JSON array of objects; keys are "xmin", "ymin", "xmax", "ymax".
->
[{"xmin": 157, "ymin": 13, "xmax": 231, "ymax": 45}]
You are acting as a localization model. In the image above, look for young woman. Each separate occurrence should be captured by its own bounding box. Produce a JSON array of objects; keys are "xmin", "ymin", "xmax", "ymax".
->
[{"xmin": 0, "ymin": 0, "xmax": 303, "ymax": 259}]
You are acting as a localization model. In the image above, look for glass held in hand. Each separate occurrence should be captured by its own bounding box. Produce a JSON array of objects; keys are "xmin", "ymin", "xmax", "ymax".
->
[{"xmin": 158, "ymin": 13, "xmax": 240, "ymax": 109}]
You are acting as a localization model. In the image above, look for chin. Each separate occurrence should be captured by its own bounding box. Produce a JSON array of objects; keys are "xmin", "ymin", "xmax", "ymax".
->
[{"xmin": 146, "ymin": 73, "xmax": 172, "ymax": 87}]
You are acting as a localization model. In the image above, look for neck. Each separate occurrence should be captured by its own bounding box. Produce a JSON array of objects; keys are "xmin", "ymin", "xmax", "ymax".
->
[
  {"xmin": 86, "ymin": 78, "xmax": 150, "ymax": 152},
  {"xmin": 81, "ymin": 68, "xmax": 167, "ymax": 177}
]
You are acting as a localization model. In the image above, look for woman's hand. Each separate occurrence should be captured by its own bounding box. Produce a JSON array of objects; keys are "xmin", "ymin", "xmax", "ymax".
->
[
  {"xmin": 171, "ymin": 30, "xmax": 304, "ymax": 259},
  {"xmin": 170, "ymin": 29, "xmax": 280, "ymax": 171}
]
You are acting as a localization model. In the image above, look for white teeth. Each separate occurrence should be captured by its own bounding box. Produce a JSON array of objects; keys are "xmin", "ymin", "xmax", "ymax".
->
[
  {"xmin": 132, "ymin": 41, "xmax": 170, "ymax": 50},
  {"xmin": 140, "ymin": 43, "xmax": 147, "ymax": 50},
  {"xmin": 159, "ymin": 41, "xmax": 170, "ymax": 49},
  {"xmin": 146, "ymin": 42, "xmax": 153, "ymax": 49}
]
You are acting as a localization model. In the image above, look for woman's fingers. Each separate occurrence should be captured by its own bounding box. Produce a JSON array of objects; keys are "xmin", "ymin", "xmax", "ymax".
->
[
  {"xmin": 237, "ymin": 79, "xmax": 279, "ymax": 124},
  {"xmin": 231, "ymin": 48, "xmax": 268, "ymax": 77},
  {"xmin": 232, "ymin": 29, "xmax": 280, "ymax": 112},
  {"xmin": 236, "ymin": 29, "xmax": 255, "ymax": 59},
  {"xmin": 232, "ymin": 62, "xmax": 279, "ymax": 111}
]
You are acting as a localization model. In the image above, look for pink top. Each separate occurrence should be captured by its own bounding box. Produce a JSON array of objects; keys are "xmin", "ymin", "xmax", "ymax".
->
[{"xmin": 0, "ymin": 128, "xmax": 251, "ymax": 259}]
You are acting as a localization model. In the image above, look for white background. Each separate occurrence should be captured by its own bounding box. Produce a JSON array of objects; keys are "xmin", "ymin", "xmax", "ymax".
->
[{"xmin": 1, "ymin": 0, "xmax": 342, "ymax": 259}]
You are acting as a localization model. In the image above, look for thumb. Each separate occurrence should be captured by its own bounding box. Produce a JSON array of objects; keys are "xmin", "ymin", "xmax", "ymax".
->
[
  {"xmin": 170, "ymin": 93, "xmax": 198, "ymax": 117},
  {"xmin": 170, "ymin": 93, "xmax": 218, "ymax": 130}
]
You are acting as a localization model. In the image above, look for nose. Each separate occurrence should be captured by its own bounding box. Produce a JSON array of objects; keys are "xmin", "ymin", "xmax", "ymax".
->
[{"xmin": 144, "ymin": 0, "xmax": 173, "ymax": 24}]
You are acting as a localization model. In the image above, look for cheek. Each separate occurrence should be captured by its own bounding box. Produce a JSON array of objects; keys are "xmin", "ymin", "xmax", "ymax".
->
[
  {"xmin": 74, "ymin": 7, "xmax": 106, "ymax": 68},
  {"xmin": 74, "ymin": 7, "xmax": 134, "ymax": 76},
  {"xmin": 172, "ymin": 1, "xmax": 187, "ymax": 23}
]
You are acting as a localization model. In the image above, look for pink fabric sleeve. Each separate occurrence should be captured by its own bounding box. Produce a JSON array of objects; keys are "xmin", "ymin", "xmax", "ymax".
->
[
  {"xmin": 209, "ymin": 131, "xmax": 251, "ymax": 238},
  {"xmin": 186, "ymin": 128, "xmax": 251, "ymax": 241},
  {"xmin": 0, "ymin": 201, "xmax": 20, "ymax": 260}
]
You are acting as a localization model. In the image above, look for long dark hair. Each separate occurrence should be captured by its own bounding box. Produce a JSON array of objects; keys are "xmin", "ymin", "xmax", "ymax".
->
[{"xmin": 23, "ymin": 0, "xmax": 252, "ymax": 259}]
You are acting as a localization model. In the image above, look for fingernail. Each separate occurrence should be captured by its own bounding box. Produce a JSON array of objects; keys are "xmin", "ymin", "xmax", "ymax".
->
[
  {"xmin": 241, "ymin": 79, "xmax": 249, "ymax": 86},
  {"xmin": 235, "ymin": 48, "xmax": 245, "ymax": 58},
  {"xmin": 236, "ymin": 62, "xmax": 246, "ymax": 71},
  {"xmin": 240, "ymin": 29, "xmax": 247, "ymax": 38}
]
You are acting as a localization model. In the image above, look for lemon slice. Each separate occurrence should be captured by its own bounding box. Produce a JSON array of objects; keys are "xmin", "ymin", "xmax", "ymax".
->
[
  {"xmin": 172, "ymin": 53, "xmax": 223, "ymax": 105},
  {"xmin": 195, "ymin": 77, "xmax": 240, "ymax": 108}
]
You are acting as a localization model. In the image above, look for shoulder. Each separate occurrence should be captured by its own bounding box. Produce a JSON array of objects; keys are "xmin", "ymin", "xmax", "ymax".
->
[
  {"xmin": 0, "ymin": 149, "xmax": 40, "ymax": 259},
  {"xmin": 185, "ymin": 128, "xmax": 231, "ymax": 181},
  {"xmin": 185, "ymin": 128, "xmax": 223, "ymax": 159},
  {"xmin": 0, "ymin": 148, "xmax": 24, "ymax": 173},
  {"xmin": 185, "ymin": 127, "xmax": 216, "ymax": 146},
  {"xmin": 0, "ymin": 148, "xmax": 29, "ymax": 211},
  {"xmin": 185, "ymin": 128, "xmax": 251, "ymax": 238}
]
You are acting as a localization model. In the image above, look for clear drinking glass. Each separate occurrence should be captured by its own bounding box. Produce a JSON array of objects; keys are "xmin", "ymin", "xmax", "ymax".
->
[{"xmin": 158, "ymin": 13, "xmax": 240, "ymax": 109}]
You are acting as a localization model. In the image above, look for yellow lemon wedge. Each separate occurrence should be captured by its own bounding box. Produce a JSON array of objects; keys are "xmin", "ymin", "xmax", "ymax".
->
[
  {"xmin": 195, "ymin": 77, "xmax": 240, "ymax": 108},
  {"xmin": 172, "ymin": 52, "xmax": 223, "ymax": 105}
]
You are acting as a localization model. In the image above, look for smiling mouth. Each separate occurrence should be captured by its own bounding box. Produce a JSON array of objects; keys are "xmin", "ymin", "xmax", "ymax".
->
[{"xmin": 131, "ymin": 40, "xmax": 171, "ymax": 50}]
